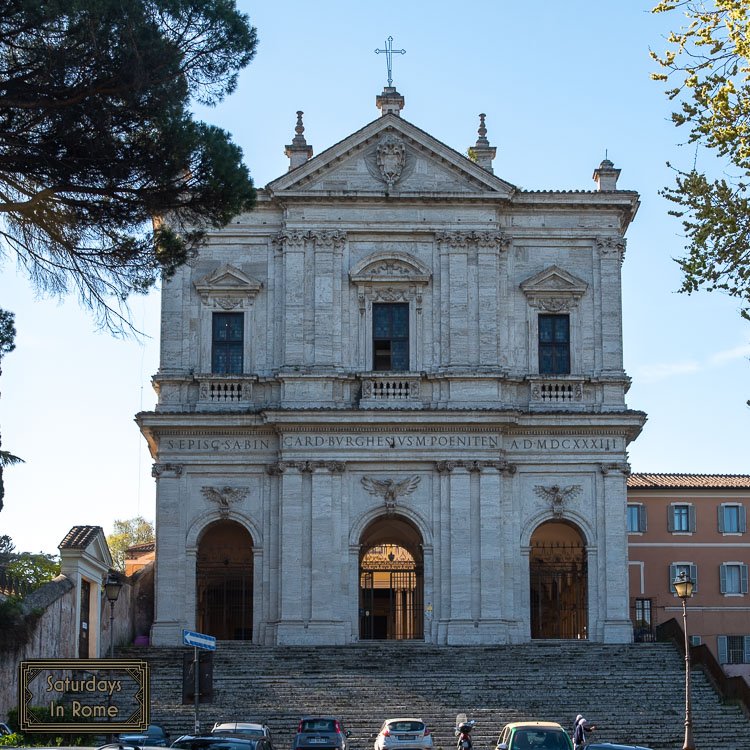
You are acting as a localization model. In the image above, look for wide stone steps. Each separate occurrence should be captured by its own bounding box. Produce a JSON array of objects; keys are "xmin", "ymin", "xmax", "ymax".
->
[{"xmin": 117, "ymin": 642, "xmax": 750, "ymax": 750}]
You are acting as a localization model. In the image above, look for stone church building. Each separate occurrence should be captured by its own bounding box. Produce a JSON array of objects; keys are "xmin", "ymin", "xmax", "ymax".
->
[{"xmin": 137, "ymin": 86, "xmax": 646, "ymax": 647}]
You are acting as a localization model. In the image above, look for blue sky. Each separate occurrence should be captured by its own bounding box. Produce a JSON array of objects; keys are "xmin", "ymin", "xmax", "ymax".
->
[{"xmin": 1, "ymin": 1, "xmax": 748, "ymax": 555}]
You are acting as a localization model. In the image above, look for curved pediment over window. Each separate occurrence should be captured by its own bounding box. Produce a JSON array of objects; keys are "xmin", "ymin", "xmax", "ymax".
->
[
  {"xmin": 350, "ymin": 251, "xmax": 432, "ymax": 284},
  {"xmin": 194, "ymin": 264, "xmax": 263, "ymax": 309},
  {"xmin": 520, "ymin": 265, "xmax": 588, "ymax": 312}
]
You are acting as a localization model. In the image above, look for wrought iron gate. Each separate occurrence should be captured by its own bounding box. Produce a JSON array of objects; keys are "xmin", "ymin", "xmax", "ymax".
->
[
  {"xmin": 197, "ymin": 564, "xmax": 252, "ymax": 640},
  {"xmin": 530, "ymin": 544, "xmax": 587, "ymax": 639},
  {"xmin": 360, "ymin": 568, "xmax": 423, "ymax": 640}
]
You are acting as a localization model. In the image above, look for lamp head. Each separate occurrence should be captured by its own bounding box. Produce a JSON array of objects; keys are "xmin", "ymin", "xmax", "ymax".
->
[
  {"xmin": 104, "ymin": 572, "xmax": 123, "ymax": 603},
  {"xmin": 673, "ymin": 570, "xmax": 694, "ymax": 600}
]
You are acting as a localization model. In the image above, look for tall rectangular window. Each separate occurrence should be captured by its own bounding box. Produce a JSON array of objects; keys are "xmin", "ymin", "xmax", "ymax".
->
[
  {"xmin": 627, "ymin": 504, "xmax": 647, "ymax": 533},
  {"xmin": 538, "ymin": 314, "xmax": 570, "ymax": 375},
  {"xmin": 718, "ymin": 635, "xmax": 750, "ymax": 664},
  {"xmin": 373, "ymin": 303, "xmax": 409, "ymax": 371},
  {"xmin": 212, "ymin": 312, "xmax": 244, "ymax": 374},
  {"xmin": 668, "ymin": 503, "xmax": 695, "ymax": 533},
  {"xmin": 720, "ymin": 563, "xmax": 749, "ymax": 595},
  {"xmin": 669, "ymin": 562, "xmax": 698, "ymax": 593},
  {"xmin": 719, "ymin": 504, "xmax": 746, "ymax": 534}
]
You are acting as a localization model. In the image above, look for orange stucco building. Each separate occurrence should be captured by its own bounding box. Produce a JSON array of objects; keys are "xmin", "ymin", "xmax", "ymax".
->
[{"xmin": 627, "ymin": 473, "xmax": 750, "ymax": 682}]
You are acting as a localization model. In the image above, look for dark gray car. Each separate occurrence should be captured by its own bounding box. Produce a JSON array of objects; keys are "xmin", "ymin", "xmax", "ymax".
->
[
  {"xmin": 292, "ymin": 717, "xmax": 350, "ymax": 750},
  {"xmin": 585, "ymin": 744, "xmax": 654, "ymax": 750}
]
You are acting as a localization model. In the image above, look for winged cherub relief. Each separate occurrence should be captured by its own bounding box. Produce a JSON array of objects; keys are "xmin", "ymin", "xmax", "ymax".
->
[{"xmin": 361, "ymin": 475, "xmax": 421, "ymax": 513}]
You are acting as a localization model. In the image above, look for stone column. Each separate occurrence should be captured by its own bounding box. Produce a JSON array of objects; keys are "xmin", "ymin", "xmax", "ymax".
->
[
  {"xmin": 478, "ymin": 234, "xmax": 509, "ymax": 366},
  {"xmin": 436, "ymin": 462, "xmax": 453, "ymax": 643},
  {"xmin": 274, "ymin": 230, "xmax": 307, "ymax": 367},
  {"xmin": 448, "ymin": 465, "xmax": 471, "ymax": 641},
  {"xmin": 599, "ymin": 461, "xmax": 633, "ymax": 643},
  {"xmin": 312, "ymin": 231, "xmax": 346, "ymax": 368},
  {"xmin": 479, "ymin": 465, "xmax": 503, "ymax": 620},
  {"xmin": 150, "ymin": 463, "xmax": 186, "ymax": 646},
  {"xmin": 278, "ymin": 464, "xmax": 305, "ymax": 628},
  {"xmin": 597, "ymin": 236, "xmax": 626, "ymax": 374}
]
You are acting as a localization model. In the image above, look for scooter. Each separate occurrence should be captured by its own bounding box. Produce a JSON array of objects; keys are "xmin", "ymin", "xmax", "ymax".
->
[{"xmin": 455, "ymin": 714, "xmax": 476, "ymax": 750}]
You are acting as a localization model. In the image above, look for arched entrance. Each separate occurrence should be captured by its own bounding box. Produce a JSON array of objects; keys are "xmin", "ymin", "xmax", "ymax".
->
[
  {"xmin": 359, "ymin": 516, "xmax": 423, "ymax": 640},
  {"xmin": 529, "ymin": 520, "xmax": 587, "ymax": 639},
  {"xmin": 196, "ymin": 520, "xmax": 253, "ymax": 640}
]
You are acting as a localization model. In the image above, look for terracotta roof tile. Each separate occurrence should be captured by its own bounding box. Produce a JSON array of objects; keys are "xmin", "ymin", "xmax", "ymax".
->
[
  {"xmin": 628, "ymin": 473, "xmax": 750, "ymax": 489},
  {"xmin": 125, "ymin": 541, "xmax": 155, "ymax": 556},
  {"xmin": 58, "ymin": 525, "xmax": 104, "ymax": 549}
]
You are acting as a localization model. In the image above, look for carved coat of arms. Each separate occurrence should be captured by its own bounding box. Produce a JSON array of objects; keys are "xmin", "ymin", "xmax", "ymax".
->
[{"xmin": 376, "ymin": 135, "xmax": 406, "ymax": 188}]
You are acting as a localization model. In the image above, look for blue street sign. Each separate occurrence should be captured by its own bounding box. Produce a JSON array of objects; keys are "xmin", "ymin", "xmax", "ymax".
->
[{"xmin": 182, "ymin": 629, "xmax": 216, "ymax": 650}]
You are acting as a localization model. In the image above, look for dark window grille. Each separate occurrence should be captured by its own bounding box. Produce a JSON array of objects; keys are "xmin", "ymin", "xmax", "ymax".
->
[
  {"xmin": 373, "ymin": 303, "xmax": 409, "ymax": 372},
  {"xmin": 212, "ymin": 313, "xmax": 244, "ymax": 374},
  {"xmin": 538, "ymin": 314, "xmax": 570, "ymax": 375}
]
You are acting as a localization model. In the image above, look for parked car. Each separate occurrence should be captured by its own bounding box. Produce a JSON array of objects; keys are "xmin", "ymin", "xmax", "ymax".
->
[
  {"xmin": 172, "ymin": 735, "xmax": 274, "ymax": 750},
  {"xmin": 0, "ymin": 723, "xmax": 11, "ymax": 736},
  {"xmin": 374, "ymin": 718, "xmax": 433, "ymax": 750},
  {"xmin": 496, "ymin": 722, "xmax": 573, "ymax": 750},
  {"xmin": 585, "ymin": 744, "xmax": 653, "ymax": 750},
  {"xmin": 212, "ymin": 722, "xmax": 273, "ymax": 742},
  {"xmin": 118, "ymin": 723, "xmax": 170, "ymax": 747},
  {"xmin": 292, "ymin": 716, "xmax": 350, "ymax": 750}
]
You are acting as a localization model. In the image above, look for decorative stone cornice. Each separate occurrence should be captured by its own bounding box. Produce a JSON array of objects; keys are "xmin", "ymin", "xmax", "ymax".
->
[
  {"xmin": 434, "ymin": 459, "xmax": 515, "ymax": 474},
  {"xmin": 266, "ymin": 462, "xmax": 287, "ymax": 476},
  {"xmin": 533, "ymin": 484, "xmax": 583, "ymax": 518},
  {"xmin": 152, "ymin": 463, "xmax": 183, "ymax": 478},
  {"xmin": 201, "ymin": 486, "xmax": 249, "ymax": 517},
  {"xmin": 599, "ymin": 461, "xmax": 631, "ymax": 476},
  {"xmin": 435, "ymin": 230, "xmax": 509, "ymax": 249},
  {"xmin": 596, "ymin": 235, "xmax": 627, "ymax": 264},
  {"xmin": 272, "ymin": 230, "xmax": 347, "ymax": 251}
]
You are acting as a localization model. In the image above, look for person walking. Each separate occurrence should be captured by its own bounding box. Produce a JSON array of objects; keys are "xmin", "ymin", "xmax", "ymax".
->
[{"xmin": 572, "ymin": 715, "xmax": 596, "ymax": 750}]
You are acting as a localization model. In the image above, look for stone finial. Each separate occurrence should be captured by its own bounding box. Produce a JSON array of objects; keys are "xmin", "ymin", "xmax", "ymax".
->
[
  {"xmin": 592, "ymin": 157, "xmax": 621, "ymax": 191},
  {"xmin": 468, "ymin": 113, "xmax": 497, "ymax": 173},
  {"xmin": 284, "ymin": 110, "xmax": 313, "ymax": 171},
  {"xmin": 376, "ymin": 86, "xmax": 405, "ymax": 116}
]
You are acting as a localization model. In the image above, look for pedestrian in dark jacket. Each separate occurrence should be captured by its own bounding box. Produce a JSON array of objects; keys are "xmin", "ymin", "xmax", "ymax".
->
[{"xmin": 573, "ymin": 715, "xmax": 596, "ymax": 750}]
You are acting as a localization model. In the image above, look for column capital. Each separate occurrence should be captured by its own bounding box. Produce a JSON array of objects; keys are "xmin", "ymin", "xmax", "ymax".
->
[{"xmin": 152, "ymin": 463, "xmax": 183, "ymax": 478}]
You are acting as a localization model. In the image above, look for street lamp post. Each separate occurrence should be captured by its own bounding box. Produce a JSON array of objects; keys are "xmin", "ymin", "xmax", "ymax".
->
[
  {"xmin": 104, "ymin": 573, "xmax": 123, "ymax": 659},
  {"xmin": 673, "ymin": 570, "xmax": 695, "ymax": 750}
]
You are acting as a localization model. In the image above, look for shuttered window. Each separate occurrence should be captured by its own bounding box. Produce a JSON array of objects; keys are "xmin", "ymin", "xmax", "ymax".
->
[
  {"xmin": 668, "ymin": 504, "xmax": 695, "ymax": 533},
  {"xmin": 720, "ymin": 563, "xmax": 749, "ymax": 595},
  {"xmin": 718, "ymin": 635, "xmax": 750, "ymax": 664},
  {"xmin": 718, "ymin": 504, "xmax": 746, "ymax": 534},
  {"xmin": 669, "ymin": 562, "xmax": 698, "ymax": 593},
  {"xmin": 627, "ymin": 504, "xmax": 647, "ymax": 533}
]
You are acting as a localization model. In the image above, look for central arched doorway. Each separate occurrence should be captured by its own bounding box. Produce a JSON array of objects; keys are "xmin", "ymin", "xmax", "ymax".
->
[
  {"xmin": 196, "ymin": 520, "xmax": 253, "ymax": 640},
  {"xmin": 359, "ymin": 516, "xmax": 423, "ymax": 640},
  {"xmin": 529, "ymin": 520, "xmax": 587, "ymax": 639}
]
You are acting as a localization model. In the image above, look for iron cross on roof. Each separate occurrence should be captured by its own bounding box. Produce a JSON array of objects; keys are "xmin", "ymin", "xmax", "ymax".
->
[{"xmin": 375, "ymin": 36, "xmax": 406, "ymax": 87}]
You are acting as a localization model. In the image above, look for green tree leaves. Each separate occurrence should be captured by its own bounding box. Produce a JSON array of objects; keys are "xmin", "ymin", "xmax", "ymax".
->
[
  {"xmin": 0, "ymin": 0, "xmax": 258, "ymax": 332},
  {"xmin": 653, "ymin": 0, "xmax": 750, "ymax": 320}
]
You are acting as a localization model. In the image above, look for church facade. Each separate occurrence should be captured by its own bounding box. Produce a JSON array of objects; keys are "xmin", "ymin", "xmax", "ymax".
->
[{"xmin": 137, "ymin": 88, "xmax": 646, "ymax": 647}]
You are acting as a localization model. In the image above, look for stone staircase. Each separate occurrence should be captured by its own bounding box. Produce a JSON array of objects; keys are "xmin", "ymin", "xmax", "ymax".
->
[{"xmin": 116, "ymin": 642, "xmax": 750, "ymax": 750}]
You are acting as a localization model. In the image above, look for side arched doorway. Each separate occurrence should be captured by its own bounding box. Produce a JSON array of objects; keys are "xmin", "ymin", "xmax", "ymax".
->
[
  {"xmin": 529, "ymin": 520, "xmax": 587, "ymax": 639},
  {"xmin": 359, "ymin": 516, "xmax": 423, "ymax": 640},
  {"xmin": 196, "ymin": 520, "xmax": 253, "ymax": 640}
]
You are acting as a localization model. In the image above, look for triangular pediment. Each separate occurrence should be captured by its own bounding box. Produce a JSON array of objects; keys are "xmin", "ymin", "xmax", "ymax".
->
[
  {"xmin": 266, "ymin": 115, "xmax": 516, "ymax": 199},
  {"xmin": 193, "ymin": 265, "xmax": 262, "ymax": 311},
  {"xmin": 520, "ymin": 265, "xmax": 588, "ymax": 295}
]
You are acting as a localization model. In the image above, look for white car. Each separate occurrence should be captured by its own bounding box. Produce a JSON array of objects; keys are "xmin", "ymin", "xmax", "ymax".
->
[
  {"xmin": 212, "ymin": 722, "xmax": 273, "ymax": 743},
  {"xmin": 374, "ymin": 719, "xmax": 433, "ymax": 750}
]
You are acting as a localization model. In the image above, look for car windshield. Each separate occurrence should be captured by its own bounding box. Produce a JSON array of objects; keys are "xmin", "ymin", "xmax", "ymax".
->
[
  {"xmin": 302, "ymin": 720, "xmax": 337, "ymax": 733},
  {"xmin": 388, "ymin": 722, "xmax": 424, "ymax": 733},
  {"xmin": 173, "ymin": 739, "xmax": 259, "ymax": 750},
  {"xmin": 513, "ymin": 730, "xmax": 566, "ymax": 750}
]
